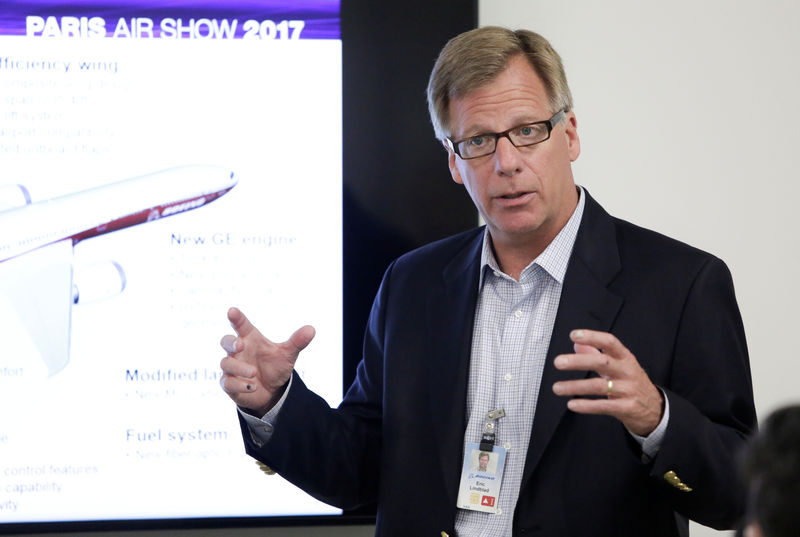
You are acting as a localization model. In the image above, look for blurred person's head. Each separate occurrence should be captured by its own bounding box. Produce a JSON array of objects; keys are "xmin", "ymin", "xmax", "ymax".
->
[{"xmin": 742, "ymin": 405, "xmax": 800, "ymax": 537}]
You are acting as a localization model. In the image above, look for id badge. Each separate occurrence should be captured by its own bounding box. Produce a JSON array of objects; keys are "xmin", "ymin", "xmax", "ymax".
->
[{"xmin": 456, "ymin": 442, "xmax": 506, "ymax": 514}]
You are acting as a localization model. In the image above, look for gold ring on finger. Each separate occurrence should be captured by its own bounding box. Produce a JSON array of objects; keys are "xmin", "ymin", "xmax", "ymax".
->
[{"xmin": 607, "ymin": 379, "xmax": 614, "ymax": 397}]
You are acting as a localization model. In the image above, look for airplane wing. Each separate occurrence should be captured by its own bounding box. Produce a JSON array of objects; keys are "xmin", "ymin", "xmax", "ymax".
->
[
  {"xmin": 0, "ymin": 166, "xmax": 237, "ymax": 376},
  {"xmin": 0, "ymin": 239, "xmax": 74, "ymax": 376}
]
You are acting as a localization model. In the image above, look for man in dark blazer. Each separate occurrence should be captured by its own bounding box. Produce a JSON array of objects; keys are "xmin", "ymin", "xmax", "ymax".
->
[{"xmin": 219, "ymin": 27, "xmax": 756, "ymax": 536}]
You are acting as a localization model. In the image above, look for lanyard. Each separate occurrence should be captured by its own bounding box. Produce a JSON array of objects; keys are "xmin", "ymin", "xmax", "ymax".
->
[{"xmin": 479, "ymin": 409, "xmax": 506, "ymax": 451}]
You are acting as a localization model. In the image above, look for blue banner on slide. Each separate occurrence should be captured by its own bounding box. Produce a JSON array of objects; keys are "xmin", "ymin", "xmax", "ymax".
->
[{"xmin": 0, "ymin": 0, "xmax": 340, "ymax": 39}]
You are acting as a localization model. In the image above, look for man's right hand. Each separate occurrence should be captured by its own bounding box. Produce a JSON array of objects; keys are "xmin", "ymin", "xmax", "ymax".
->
[{"xmin": 219, "ymin": 307, "xmax": 316, "ymax": 417}]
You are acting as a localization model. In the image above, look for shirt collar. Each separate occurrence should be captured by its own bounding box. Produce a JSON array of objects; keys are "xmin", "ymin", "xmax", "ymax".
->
[{"xmin": 478, "ymin": 185, "xmax": 586, "ymax": 289}]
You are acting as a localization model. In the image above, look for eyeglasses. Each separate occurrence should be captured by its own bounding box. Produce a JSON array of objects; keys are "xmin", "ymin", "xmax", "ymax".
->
[{"xmin": 446, "ymin": 110, "xmax": 566, "ymax": 160}]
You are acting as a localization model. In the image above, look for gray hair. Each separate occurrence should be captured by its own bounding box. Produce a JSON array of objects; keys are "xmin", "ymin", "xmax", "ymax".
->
[{"xmin": 426, "ymin": 26, "xmax": 573, "ymax": 139}]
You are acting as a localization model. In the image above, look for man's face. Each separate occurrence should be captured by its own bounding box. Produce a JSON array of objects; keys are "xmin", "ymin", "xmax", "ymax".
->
[
  {"xmin": 446, "ymin": 55, "xmax": 580, "ymax": 253},
  {"xmin": 478, "ymin": 454, "xmax": 489, "ymax": 470}
]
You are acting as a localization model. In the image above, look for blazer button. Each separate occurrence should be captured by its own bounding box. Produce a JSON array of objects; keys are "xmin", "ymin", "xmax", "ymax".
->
[
  {"xmin": 663, "ymin": 470, "xmax": 692, "ymax": 492},
  {"xmin": 256, "ymin": 461, "xmax": 276, "ymax": 475}
]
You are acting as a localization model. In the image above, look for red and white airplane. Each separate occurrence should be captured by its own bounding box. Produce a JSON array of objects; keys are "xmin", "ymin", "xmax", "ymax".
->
[{"xmin": 0, "ymin": 165, "xmax": 237, "ymax": 375}]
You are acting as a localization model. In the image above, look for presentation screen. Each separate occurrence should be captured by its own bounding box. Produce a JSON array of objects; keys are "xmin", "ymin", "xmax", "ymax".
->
[{"xmin": 0, "ymin": 0, "xmax": 343, "ymax": 527}]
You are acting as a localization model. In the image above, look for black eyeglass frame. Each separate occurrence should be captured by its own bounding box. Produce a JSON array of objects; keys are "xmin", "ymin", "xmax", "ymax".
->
[{"xmin": 446, "ymin": 109, "xmax": 566, "ymax": 160}]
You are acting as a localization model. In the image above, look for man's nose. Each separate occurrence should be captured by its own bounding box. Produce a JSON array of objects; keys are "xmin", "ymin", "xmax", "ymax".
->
[{"xmin": 493, "ymin": 135, "xmax": 522, "ymax": 176}]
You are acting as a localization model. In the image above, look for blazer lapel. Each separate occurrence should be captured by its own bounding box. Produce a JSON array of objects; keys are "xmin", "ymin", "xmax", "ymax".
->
[
  {"xmin": 521, "ymin": 192, "xmax": 624, "ymax": 486},
  {"xmin": 425, "ymin": 229, "xmax": 483, "ymax": 507}
]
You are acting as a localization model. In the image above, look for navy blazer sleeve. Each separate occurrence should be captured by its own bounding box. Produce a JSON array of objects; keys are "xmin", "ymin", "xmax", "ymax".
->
[
  {"xmin": 236, "ymin": 260, "xmax": 395, "ymax": 510},
  {"xmin": 650, "ymin": 255, "xmax": 755, "ymax": 527}
]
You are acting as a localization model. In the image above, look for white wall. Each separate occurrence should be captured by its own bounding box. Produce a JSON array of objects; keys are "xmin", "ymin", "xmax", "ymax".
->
[{"xmin": 480, "ymin": 1, "xmax": 800, "ymax": 535}]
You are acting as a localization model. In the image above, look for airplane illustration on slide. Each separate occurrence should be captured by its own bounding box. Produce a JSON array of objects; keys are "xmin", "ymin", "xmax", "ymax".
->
[{"xmin": 0, "ymin": 165, "xmax": 237, "ymax": 376}]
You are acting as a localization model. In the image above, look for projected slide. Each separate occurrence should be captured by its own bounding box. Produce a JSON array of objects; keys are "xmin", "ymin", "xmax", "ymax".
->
[{"xmin": 0, "ymin": 0, "xmax": 342, "ymax": 524}]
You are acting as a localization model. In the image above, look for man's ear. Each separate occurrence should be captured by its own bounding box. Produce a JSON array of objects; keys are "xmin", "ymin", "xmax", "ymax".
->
[
  {"xmin": 444, "ymin": 140, "xmax": 464, "ymax": 185},
  {"xmin": 564, "ymin": 111, "xmax": 581, "ymax": 162}
]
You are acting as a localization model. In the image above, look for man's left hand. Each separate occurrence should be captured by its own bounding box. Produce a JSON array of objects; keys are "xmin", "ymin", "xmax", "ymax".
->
[{"xmin": 552, "ymin": 329, "xmax": 664, "ymax": 436}]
